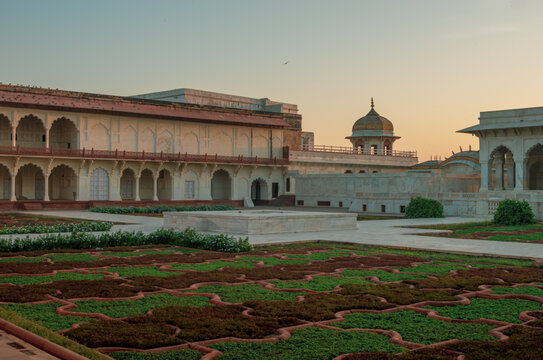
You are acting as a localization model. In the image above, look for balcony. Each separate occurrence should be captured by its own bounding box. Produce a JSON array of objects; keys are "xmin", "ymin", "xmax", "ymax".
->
[
  {"xmin": 301, "ymin": 144, "xmax": 417, "ymax": 158},
  {"xmin": 0, "ymin": 146, "xmax": 289, "ymax": 166}
]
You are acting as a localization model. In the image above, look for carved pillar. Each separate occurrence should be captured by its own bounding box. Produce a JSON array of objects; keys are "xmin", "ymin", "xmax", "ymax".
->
[
  {"xmin": 10, "ymin": 173, "xmax": 16, "ymax": 201},
  {"xmin": 11, "ymin": 127, "xmax": 16, "ymax": 147},
  {"xmin": 515, "ymin": 155, "xmax": 525, "ymax": 191},
  {"xmin": 43, "ymin": 173, "xmax": 50, "ymax": 201},
  {"xmin": 505, "ymin": 158, "xmax": 515, "ymax": 189},
  {"xmin": 135, "ymin": 175, "xmax": 141, "ymax": 201},
  {"xmin": 479, "ymin": 160, "xmax": 489, "ymax": 192},
  {"xmin": 494, "ymin": 157, "xmax": 504, "ymax": 191},
  {"xmin": 152, "ymin": 175, "xmax": 158, "ymax": 201}
]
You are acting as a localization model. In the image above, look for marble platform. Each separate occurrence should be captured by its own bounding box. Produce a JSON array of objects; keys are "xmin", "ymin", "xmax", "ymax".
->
[{"xmin": 163, "ymin": 210, "xmax": 358, "ymax": 235}]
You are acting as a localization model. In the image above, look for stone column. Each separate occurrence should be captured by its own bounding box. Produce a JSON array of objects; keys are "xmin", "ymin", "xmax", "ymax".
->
[
  {"xmin": 10, "ymin": 174, "xmax": 16, "ymax": 201},
  {"xmin": 506, "ymin": 158, "xmax": 515, "ymax": 189},
  {"xmin": 152, "ymin": 175, "xmax": 158, "ymax": 201},
  {"xmin": 494, "ymin": 157, "xmax": 504, "ymax": 191},
  {"xmin": 11, "ymin": 127, "xmax": 16, "ymax": 147},
  {"xmin": 135, "ymin": 175, "xmax": 141, "ymax": 201},
  {"xmin": 45, "ymin": 129, "xmax": 50, "ymax": 149},
  {"xmin": 515, "ymin": 156, "xmax": 525, "ymax": 191},
  {"xmin": 479, "ymin": 160, "xmax": 489, "ymax": 192},
  {"xmin": 43, "ymin": 174, "xmax": 50, "ymax": 201}
]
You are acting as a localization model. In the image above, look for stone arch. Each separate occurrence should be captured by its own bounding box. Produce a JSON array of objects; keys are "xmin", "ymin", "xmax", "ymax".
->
[
  {"xmin": 0, "ymin": 114, "xmax": 11, "ymax": 147},
  {"xmin": 157, "ymin": 168, "xmax": 172, "ymax": 200},
  {"xmin": 157, "ymin": 130, "xmax": 174, "ymax": 153},
  {"xmin": 120, "ymin": 168, "xmax": 136, "ymax": 200},
  {"xmin": 526, "ymin": 144, "xmax": 543, "ymax": 190},
  {"xmin": 209, "ymin": 130, "xmax": 233, "ymax": 155},
  {"xmin": 0, "ymin": 163, "xmax": 11, "ymax": 200},
  {"xmin": 15, "ymin": 163, "xmax": 45, "ymax": 200},
  {"xmin": 253, "ymin": 135, "xmax": 270, "ymax": 158},
  {"xmin": 121, "ymin": 125, "xmax": 137, "ymax": 151},
  {"xmin": 50, "ymin": 117, "xmax": 79, "ymax": 149},
  {"xmin": 354, "ymin": 139, "xmax": 364, "ymax": 154},
  {"xmin": 489, "ymin": 145, "xmax": 515, "ymax": 190},
  {"xmin": 383, "ymin": 139, "xmax": 392, "ymax": 155},
  {"xmin": 182, "ymin": 132, "xmax": 199, "ymax": 154},
  {"xmin": 140, "ymin": 128, "xmax": 155, "ymax": 152},
  {"xmin": 251, "ymin": 177, "xmax": 269, "ymax": 203},
  {"xmin": 90, "ymin": 167, "xmax": 109, "ymax": 200},
  {"xmin": 236, "ymin": 133, "xmax": 250, "ymax": 156},
  {"xmin": 90, "ymin": 123, "xmax": 110, "ymax": 150},
  {"xmin": 49, "ymin": 164, "xmax": 77, "ymax": 200},
  {"xmin": 17, "ymin": 115, "xmax": 46, "ymax": 148},
  {"xmin": 139, "ymin": 168, "xmax": 154, "ymax": 200},
  {"xmin": 211, "ymin": 169, "xmax": 231, "ymax": 200}
]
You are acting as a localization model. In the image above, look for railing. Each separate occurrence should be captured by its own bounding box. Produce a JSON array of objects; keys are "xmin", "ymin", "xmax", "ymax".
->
[
  {"xmin": 0, "ymin": 145, "xmax": 289, "ymax": 166},
  {"xmin": 301, "ymin": 144, "xmax": 417, "ymax": 158}
]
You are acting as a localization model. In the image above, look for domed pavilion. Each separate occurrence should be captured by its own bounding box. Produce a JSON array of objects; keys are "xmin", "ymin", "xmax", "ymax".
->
[{"xmin": 346, "ymin": 98, "xmax": 400, "ymax": 155}]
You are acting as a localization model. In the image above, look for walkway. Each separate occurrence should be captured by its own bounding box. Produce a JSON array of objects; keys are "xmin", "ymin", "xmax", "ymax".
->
[{"xmin": 3, "ymin": 209, "xmax": 543, "ymax": 260}]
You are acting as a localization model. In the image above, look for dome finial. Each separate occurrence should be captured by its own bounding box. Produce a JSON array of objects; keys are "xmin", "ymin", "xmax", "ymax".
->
[{"xmin": 371, "ymin": 97, "xmax": 374, "ymax": 109}]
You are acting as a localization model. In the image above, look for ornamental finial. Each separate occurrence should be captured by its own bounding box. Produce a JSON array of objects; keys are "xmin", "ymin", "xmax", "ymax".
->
[{"xmin": 371, "ymin": 97, "xmax": 374, "ymax": 109}]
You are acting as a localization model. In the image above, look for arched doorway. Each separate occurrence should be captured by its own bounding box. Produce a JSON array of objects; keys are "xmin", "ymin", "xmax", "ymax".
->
[
  {"xmin": 49, "ymin": 165, "xmax": 77, "ymax": 200},
  {"xmin": 157, "ymin": 169, "xmax": 172, "ymax": 200},
  {"xmin": 527, "ymin": 145, "xmax": 543, "ymax": 190},
  {"xmin": 16, "ymin": 164, "xmax": 45, "ymax": 200},
  {"xmin": 0, "ymin": 114, "xmax": 11, "ymax": 147},
  {"xmin": 139, "ymin": 169, "xmax": 154, "ymax": 200},
  {"xmin": 50, "ymin": 117, "xmax": 78, "ymax": 149},
  {"xmin": 383, "ymin": 140, "xmax": 392, "ymax": 155},
  {"xmin": 17, "ymin": 115, "xmax": 45, "ymax": 148},
  {"xmin": 489, "ymin": 146, "xmax": 514, "ymax": 190},
  {"xmin": 120, "ymin": 168, "xmax": 136, "ymax": 200},
  {"xmin": 0, "ymin": 164, "xmax": 11, "ymax": 200},
  {"xmin": 211, "ymin": 169, "xmax": 231, "ymax": 200},
  {"xmin": 90, "ymin": 167, "xmax": 109, "ymax": 200},
  {"xmin": 354, "ymin": 140, "xmax": 364, "ymax": 154},
  {"xmin": 251, "ymin": 178, "xmax": 268, "ymax": 204}
]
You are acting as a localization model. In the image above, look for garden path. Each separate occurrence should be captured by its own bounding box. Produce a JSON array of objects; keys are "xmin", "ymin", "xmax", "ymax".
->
[{"xmin": 5, "ymin": 208, "xmax": 543, "ymax": 260}]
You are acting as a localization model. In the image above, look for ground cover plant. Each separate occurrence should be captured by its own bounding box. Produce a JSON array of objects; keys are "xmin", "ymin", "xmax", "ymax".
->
[
  {"xmin": 0, "ymin": 221, "xmax": 114, "ymax": 234},
  {"xmin": 0, "ymin": 241, "xmax": 541, "ymax": 359},
  {"xmin": 89, "ymin": 204, "xmax": 236, "ymax": 214}
]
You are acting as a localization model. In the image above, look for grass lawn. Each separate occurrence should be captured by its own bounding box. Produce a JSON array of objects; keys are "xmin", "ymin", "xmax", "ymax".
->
[
  {"xmin": 417, "ymin": 221, "xmax": 543, "ymax": 243},
  {"xmin": 0, "ymin": 241, "xmax": 540, "ymax": 359}
]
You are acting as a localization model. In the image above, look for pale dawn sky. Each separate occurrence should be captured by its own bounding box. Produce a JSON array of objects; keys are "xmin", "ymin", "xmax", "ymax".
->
[{"xmin": 1, "ymin": 0, "xmax": 541, "ymax": 161}]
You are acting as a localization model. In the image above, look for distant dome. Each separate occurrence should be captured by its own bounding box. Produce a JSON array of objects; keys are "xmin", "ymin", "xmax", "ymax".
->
[{"xmin": 352, "ymin": 100, "xmax": 394, "ymax": 132}]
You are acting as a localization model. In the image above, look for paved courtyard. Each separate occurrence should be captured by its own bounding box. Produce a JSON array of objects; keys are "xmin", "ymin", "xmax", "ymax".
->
[{"xmin": 6, "ymin": 207, "xmax": 543, "ymax": 260}]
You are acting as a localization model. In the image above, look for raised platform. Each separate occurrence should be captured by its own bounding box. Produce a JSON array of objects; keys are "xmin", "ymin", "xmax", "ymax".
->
[{"xmin": 163, "ymin": 210, "xmax": 358, "ymax": 235}]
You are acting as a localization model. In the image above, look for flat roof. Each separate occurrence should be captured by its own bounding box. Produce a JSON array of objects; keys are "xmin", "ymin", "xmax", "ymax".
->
[{"xmin": 0, "ymin": 85, "xmax": 290, "ymax": 128}]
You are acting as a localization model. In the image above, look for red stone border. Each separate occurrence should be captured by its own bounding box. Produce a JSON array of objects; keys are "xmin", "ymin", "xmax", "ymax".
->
[{"xmin": 0, "ymin": 317, "xmax": 93, "ymax": 360}]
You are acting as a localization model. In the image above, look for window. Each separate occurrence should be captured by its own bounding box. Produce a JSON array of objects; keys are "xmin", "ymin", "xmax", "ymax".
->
[
  {"xmin": 286, "ymin": 177, "xmax": 291, "ymax": 192},
  {"xmin": 339, "ymin": 201, "xmax": 343, "ymax": 207},
  {"xmin": 317, "ymin": 201, "xmax": 331, "ymax": 206},
  {"xmin": 297, "ymin": 200, "xmax": 304, "ymax": 206},
  {"xmin": 184, "ymin": 180, "xmax": 195, "ymax": 199},
  {"xmin": 362, "ymin": 204, "xmax": 367, "ymax": 211},
  {"xmin": 359, "ymin": 170, "xmax": 366, "ymax": 174},
  {"xmin": 344, "ymin": 170, "xmax": 352, "ymax": 174},
  {"xmin": 371, "ymin": 145, "xmax": 378, "ymax": 155},
  {"xmin": 381, "ymin": 205, "xmax": 386, "ymax": 213},
  {"xmin": 400, "ymin": 205, "xmax": 406, "ymax": 213}
]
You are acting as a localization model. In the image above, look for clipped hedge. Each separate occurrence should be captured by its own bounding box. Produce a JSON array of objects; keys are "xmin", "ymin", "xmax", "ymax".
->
[
  {"xmin": 0, "ymin": 228, "xmax": 252, "ymax": 253},
  {"xmin": 89, "ymin": 204, "xmax": 236, "ymax": 214},
  {"xmin": 493, "ymin": 199, "xmax": 535, "ymax": 226},
  {"xmin": 0, "ymin": 221, "xmax": 113, "ymax": 235},
  {"xmin": 405, "ymin": 197, "xmax": 444, "ymax": 219}
]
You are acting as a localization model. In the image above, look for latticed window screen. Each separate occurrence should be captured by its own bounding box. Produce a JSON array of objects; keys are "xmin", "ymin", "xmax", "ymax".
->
[
  {"xmin": 90, "ymin": 168, "xmax": 109, "ymax": 200},
  {"xmin": 184, "ymin": 180, "xmax": 195, "ymax": 199}
]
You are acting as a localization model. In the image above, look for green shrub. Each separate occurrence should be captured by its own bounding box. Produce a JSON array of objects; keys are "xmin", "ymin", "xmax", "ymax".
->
[
  {"xmin": 89, "ymin": 204, "xmax": 236, "ymax": 214},
  {"xmin": 493, "ymin": 199, "xmax": 535, "ymax": 225},
  {"xmin": 405, "ymin": 197, "xmax": 444, "ymax": 218},
  {"xmin": 0, "ymin": 228, "xmax": 252, "ymax": 253},
  {"xmin": 0, "ymin": 221, "xmax": 113, "ymax": 234}
]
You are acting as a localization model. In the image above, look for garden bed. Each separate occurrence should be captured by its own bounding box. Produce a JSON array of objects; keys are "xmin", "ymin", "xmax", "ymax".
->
[
  {"xmin": 416, "ymin": 221, "xmax": 543, "ymax": 243},
  {"xmin": 0, "ymin": 213, "xmax": 114, "ymax": 234},
  {"xmin": 0, "ymin": 242, "xmax": 541, "ymax": 359}
]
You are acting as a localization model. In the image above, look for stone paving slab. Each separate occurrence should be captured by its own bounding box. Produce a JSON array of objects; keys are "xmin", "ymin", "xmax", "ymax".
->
[
  {"xmin": 3, "ymin": 210, "xmax": 543, "ymax": 260},
  {"xmin": 0, "ymin": 329, "xmax": 58, "ymax": 360}
]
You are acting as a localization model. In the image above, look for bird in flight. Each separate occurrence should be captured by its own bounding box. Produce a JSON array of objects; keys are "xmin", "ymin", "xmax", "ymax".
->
[{"xmin": 283, "ymin": 61, "xmax": 290, "ymax": 65}]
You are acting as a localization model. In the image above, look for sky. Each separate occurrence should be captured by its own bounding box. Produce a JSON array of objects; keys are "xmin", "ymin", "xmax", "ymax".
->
[{"xmin": 1, "ymin": 0, "xmax": 542, "ymax": 161}]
